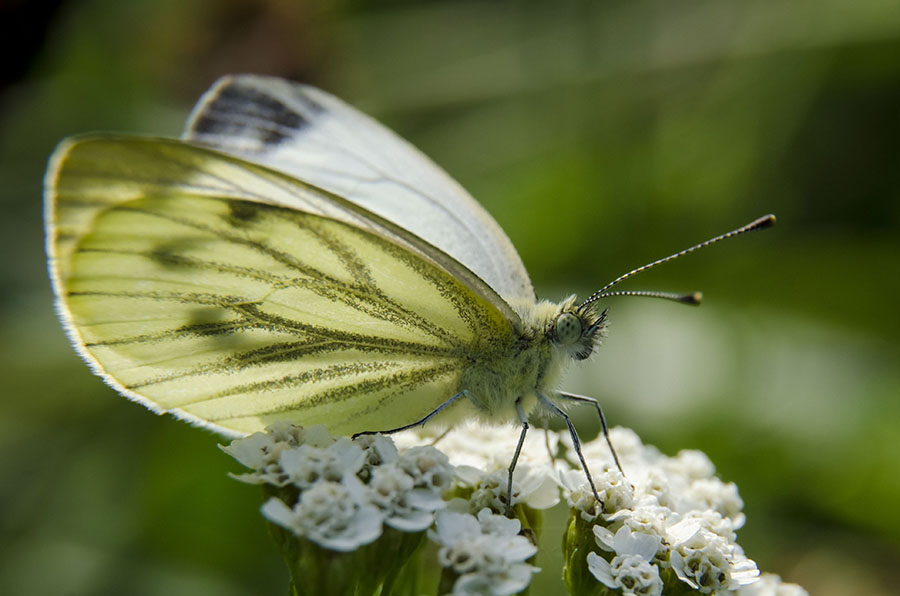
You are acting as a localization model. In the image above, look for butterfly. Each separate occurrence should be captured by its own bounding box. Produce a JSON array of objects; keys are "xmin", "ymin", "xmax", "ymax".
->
[{"xmin": 45, "ymin": 74, "xmax": 773, "ymax": 506}]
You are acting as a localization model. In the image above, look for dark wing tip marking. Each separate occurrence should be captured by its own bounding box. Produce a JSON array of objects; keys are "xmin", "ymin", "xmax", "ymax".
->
[{"xmin": 192, "ymin": 83, "xmax": 313, "ymax": 148}]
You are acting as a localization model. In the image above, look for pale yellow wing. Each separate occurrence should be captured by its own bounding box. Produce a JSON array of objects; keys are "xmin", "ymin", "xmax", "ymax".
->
[{"xmin": 46, "ymin": 137, "xmax": 515, "ymax": 437}]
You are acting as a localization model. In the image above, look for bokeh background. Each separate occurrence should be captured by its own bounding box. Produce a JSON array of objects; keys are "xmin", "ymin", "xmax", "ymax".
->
[{"xmin": 1, "ymin": 1, "xmax": 898, "ymax": 594}]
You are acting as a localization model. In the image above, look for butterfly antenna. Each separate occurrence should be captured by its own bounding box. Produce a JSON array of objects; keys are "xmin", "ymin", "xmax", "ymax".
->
[
  {"xmin": 595, "ymin": 290, "xmax": 703, "ymax": 305},
  {"xmin": 578, "ymin": 214, "xmax": 775, "ymax": 312}
]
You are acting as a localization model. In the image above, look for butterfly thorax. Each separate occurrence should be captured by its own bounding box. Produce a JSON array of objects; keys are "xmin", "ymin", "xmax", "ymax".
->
[{"xmin": 457, "ymin": 295, "xmax": 608, "ymax": 422}]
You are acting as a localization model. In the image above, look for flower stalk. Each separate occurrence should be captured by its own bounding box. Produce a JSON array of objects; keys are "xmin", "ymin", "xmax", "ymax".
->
[{"xmin": 267, "ymin": 516, "xmax": 427, "ymax": 596}]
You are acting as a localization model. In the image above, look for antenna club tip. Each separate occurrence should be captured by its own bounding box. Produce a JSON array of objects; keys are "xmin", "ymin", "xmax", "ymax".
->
[
  {"xmin": 689, "ymin": 291, "xmax": 703, "ymax": 305},
  {"xmin": 756, "ymin": 214, "xmax": 776, "ymax": 229}
]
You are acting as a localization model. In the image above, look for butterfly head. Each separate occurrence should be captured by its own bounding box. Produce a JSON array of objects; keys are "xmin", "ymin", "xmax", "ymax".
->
[{"xmin": 552, "ymin": 300, "xmax": 608, "ymax": 361}]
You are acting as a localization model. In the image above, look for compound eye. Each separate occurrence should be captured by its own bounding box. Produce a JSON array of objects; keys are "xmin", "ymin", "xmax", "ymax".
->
[{"xmin": 555, "ymin": 312, "xmax": 583, "ymax": 345}]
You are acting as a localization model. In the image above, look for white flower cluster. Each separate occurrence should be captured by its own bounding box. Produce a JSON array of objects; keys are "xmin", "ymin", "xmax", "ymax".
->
[
  {"xmin": 394, "ymin": 420, "xmax": 558, "ymax": 471},
  {"xmin": 396, "ymin": 421, "xmax": 561, "ymax": 512},
  {"xmin": 561, "ymin": 427, "xmax": 761, "ymax": 595},
  {"xmin": 223, "ymin": 421, "xmax": 805, "ymax": 596},
  {"xmin": 222, "ymin": 422, "xmax": 453, "ymax": 551},
  {"xmin": 587, "ymin": 526, "xmax": 663, "ymax": 596},
  {"xmin": 429, "ymin": 508, "xmax": 539, "ymax": 596}
]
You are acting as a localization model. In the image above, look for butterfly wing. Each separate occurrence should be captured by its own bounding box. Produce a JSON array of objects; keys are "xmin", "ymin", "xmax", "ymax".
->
[
  {"xmin": 46, "ymin": 137, "xmax": 516, "ymax": 437},
  {"xmin": 182, "ymin": 74, "xmax": 535, "ymax": 302}
]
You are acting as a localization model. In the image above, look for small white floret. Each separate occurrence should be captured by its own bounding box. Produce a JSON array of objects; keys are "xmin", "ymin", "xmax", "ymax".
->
[
  {"xmin": 261, "ymin": 476, "xmax": 384, "ymax": 551},
  {"xmin": 430, "ymin": 509, "xmax": 538, "ymax": 596},
  {"xmin": 669, "ymin": 528, "xmax": 760, "ymax": 593},
  {"xmin": 221, "ymin": 423, "xmax": 338, "ymax": 486},
  {"xmin": 588, "ymin": 525, "xmax": 663, "ymax": 595},
  {"xmin": 466, "ymin": 465, "xmax": 560, "ymax": 512},
  {"xmin": 278, "ymin": 438, "xmax": 366, "ymax": 489}
]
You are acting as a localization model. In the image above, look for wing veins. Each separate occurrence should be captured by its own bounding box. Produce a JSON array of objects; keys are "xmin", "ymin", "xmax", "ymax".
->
[
  {"xmin": 101, "ymin": 202, "xmax": 465, "ymax": 346},
  {"xmin": 128, "ymin": 337, "xmax": 461, "ymax": 391},
  {"xmin": 71, "ymin": 289, "xmax": 467, "ymax": 358},
  {"xmin": 204, "ymin": 360, "xmax": 461, "ymax": 419}
]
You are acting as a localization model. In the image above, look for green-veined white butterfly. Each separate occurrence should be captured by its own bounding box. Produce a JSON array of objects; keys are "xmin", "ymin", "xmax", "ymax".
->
[{"xmin": 45, "ymin": 75, "xmax": 774, "ymax": 505}]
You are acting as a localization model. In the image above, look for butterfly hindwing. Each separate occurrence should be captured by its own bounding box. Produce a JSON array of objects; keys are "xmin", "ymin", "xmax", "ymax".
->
[
  {"xmin": 47, "ymin": 137, "xmax": 515, "ymax": 436},
  {"xmin": 49, "ymin": 136, "xmax": 521, "ymax": 323}
]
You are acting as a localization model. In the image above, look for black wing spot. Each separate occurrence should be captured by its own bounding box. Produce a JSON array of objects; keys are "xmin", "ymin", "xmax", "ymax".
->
[
  {"xmin": 180, "ymin": 308, "xmax": 237, "ymax": 338},
  {"xmin": 149, "ymin": 239, "xmax": 203, "ymax": 268},
  {"xmin": 228, "ymin": 199, "xmax": 260, "ymax": 224}
]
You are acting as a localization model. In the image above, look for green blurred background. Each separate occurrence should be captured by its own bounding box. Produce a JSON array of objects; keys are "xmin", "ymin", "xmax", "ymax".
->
[{"xmin": 1, "ymin": 0, "xmax": 898, "ymax": 594}]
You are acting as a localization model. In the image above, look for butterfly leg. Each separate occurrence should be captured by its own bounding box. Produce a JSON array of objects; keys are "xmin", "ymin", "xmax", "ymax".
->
[
  {"xmin": 542, "ymin": 417, "xmax": 557, "ymax": 465},
  {"xmin": 556, "ymin": 391, "xmax": 624, "ymax": 476},
  {"xmin": 538, "ymin": 392, "xmax": 604, "ymax": 507},
  {"xmin": 504, "ymin": 398, "xmax": 529, "ymax": 516},
  {"xmin": 427, "ymin": 427, "xmax": 453, "ymax": 447},
  {"xmin": 352, "ymin": 390, "xmax": 469, "ymax": 438}
]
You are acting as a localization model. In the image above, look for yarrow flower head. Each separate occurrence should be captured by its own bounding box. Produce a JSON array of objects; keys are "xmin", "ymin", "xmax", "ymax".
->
[
  {"xmin": 394, "ymin": 420, "xmax": 558, "ymax": 473},
  {"xmin": 558, "ymin": 466, "xmax": 635, "ymax": 520},
  {"xmin": 260, "ymin": 475, "xmax": 382, "ymax": 551},
  {"xmin": 667, "ymin": 519, "xmax": 760, "ymax": 593},
  {"xmin": 222, "ymin": 422, "xmax": 805, "ymax": 596},
  {"xmin": 460, "ymin": 464, "xmax": 560, "ymax": 513},
  {"xmin": 559, "ymin": 428, "xmax": 762, "ymax": 596},
  {"xmin": 220, "ymin": 421, "xmax": 334, "ymax": 486},
  {"xmin": 222, "ymin": 423, "xmax": 459, "ymax": 596},
  {"xmin": 401, "ymin": 421, "xmax": 561, "ymax": 525},
  {"xmin": 368, "ymin": 444, "xmax": 454, "ymax": 531},
  {"xmin": 223, "ymin": 423, "xmax": 453, "ymax": 548},
  {"xmin": 429, "ymin": 508, "xmax": 539, "ymax": 596},
  {"xmin": 587, "ymin": 526, "xmax": 663, "ymax": 596}
]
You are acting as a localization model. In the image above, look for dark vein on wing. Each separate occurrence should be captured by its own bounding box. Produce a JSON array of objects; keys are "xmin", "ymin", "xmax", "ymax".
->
[
  {"xmin": 207, "ymin": 360, "xmax": 461, "ymax": 419},
  {"xmin": 128, "ymin": 338, "xmax": 461, "ymax": 390},
  {"xmin": 102, "ymin": 202, "xmax": 461, "ymax": 346},
  {"xmin": 70, "ymin": 290, "xmax": 463, "ymax": 358}
]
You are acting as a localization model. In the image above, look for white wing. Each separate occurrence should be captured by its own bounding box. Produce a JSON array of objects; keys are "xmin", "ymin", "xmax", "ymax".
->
[{"xmin": 182, "ymin": 74, "xmax": 534, "ymax": 301}]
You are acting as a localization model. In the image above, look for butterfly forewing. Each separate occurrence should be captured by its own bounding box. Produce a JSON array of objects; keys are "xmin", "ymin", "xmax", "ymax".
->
[
  {"xmin": 183, "ymin": 74, "xmax": 535, "ymax": 302},
  {"xmin": 48, "ymin": 138, "xmax": 514, "ymax": 436}
]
